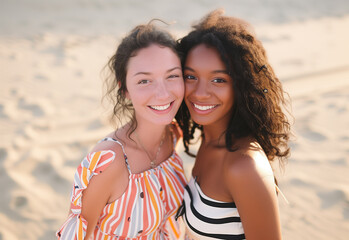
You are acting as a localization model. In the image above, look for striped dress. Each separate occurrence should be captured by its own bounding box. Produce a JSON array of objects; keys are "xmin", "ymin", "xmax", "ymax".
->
[
  {"xmin": 57, "ymin": 133, "xmax": 187, "ymax": 239},
  {"xmin": 177, "ymin": 177, "xmax": 245, "ymax": 240}
]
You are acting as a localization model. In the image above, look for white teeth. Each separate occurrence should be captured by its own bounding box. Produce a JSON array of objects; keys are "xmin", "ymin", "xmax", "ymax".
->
[
  {"xmin": 194, "ymin": 103, "xmax": 216, "ymax": 111},
  {"xmin": 150, "ymin": 103, "xmax": 171, "ymax": 111}
]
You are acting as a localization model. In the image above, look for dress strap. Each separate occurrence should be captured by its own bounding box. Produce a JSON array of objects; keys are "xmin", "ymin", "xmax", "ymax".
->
[
  {"xmin": 98, "ymin": 137, "xmax": 132, "ymax": 174},
  {"xmin": 275, "ymin": 184, "xmax": 289, "ymax": 204}
]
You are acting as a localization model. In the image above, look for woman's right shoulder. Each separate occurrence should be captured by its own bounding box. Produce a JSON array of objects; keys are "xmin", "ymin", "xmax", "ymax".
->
[
  {"xmin": 72, "ymin": 136, "xmax": 129, "ymax": 200},
  {"xmin": 74, "ymin": 131, "xmax": 128, "ymax": 180},
  {"xmin": 87, "ymin": 134, "xmax": 127, "ymax": 170}
]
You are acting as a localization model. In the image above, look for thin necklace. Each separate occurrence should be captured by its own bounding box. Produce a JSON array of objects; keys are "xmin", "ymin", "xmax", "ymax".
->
[{"xmin": 134, "ymin": 127, "xmax": 166, "ymax": 169}]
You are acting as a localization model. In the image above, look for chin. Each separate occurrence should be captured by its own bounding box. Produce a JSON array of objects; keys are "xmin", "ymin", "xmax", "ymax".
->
[
  {"xmin": 190, "ymin": 116, "xmax": 214, "ymax": 126},
  {"xmin": 153, "ymin": 116, "xmax": 176, "ymax": 126}
]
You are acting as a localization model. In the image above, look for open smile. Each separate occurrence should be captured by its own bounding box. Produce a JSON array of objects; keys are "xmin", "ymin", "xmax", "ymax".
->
[
  {"xmin": 148, "ymin": 101, "xmax": 173, "ymax": 111},
  {"xmin": 193, "ymin": 103, "xmax": 218, "ymax": 111}
]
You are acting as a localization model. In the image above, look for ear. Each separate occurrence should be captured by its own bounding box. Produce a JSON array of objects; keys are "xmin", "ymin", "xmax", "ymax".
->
[
  {"xmin": 119, "ymin": 81, "xmax": 130, "ymax": 100},
  {"xmin": 125, "ymin": 90, "xmax": 131, "ymax": 100}
]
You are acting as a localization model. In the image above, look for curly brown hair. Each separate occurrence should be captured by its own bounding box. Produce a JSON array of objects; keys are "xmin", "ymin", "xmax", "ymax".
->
[
  {"xmin": 175, "ymin": 9, "xmax": 291, "ymax": 165},
  {"xmin": 104, "ymin": 20, "xmax": 179, "ymax": 134}
]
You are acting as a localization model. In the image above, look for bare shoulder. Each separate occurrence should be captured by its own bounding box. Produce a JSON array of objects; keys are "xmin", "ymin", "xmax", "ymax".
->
[
  {"xmin": 222, "ymin": 140, "xmax": 282, "ymax": 239},
  {"xmin": 80, "ymin": 131, "xmax": 130, "ymax": 236},
  {"xmin": 86, "ymin": 129, "xmax": 129, "ymax": 179},
  {"xmin": 82, "ymin": 130, "xmax": 130, "ymax": 205},
  {"xmin": 89, "ymin": 130, "xmax": 128, "ymax": 165},
  {"xmin": 223, "ymin": 141, "xmax": 275, "ymax": 198},
  {"xmin": 90, "ymin": 130, "xmax": 123, "ymax": 153}
]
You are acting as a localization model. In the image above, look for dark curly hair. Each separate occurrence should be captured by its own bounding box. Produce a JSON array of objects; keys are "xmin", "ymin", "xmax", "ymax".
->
[
  {"xmin": 104, "ymin": 20, "xmax": 179, "ymax": 135},
  {"xmin": 175, "ymin": 9, "xmax": 291, "ymax": 165}
]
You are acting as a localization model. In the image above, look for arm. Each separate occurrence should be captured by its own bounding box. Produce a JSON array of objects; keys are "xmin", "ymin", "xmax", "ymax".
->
[
  {"xmin": 224, "ymin": 152, "xmax": 282, "ymax": 240},
  {"xmin": 81, "ymin": 156, "xmax": 129, "ymax": 239},
  {"xmin": 80, "ymin": 166, "xmax": 113, "ymax": 239},
  {"xmin": 57, "ymin": 145, "xmax": 129, "ymax": 239}
]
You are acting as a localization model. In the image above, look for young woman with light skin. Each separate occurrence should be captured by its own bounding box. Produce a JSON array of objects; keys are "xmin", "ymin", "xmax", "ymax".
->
[
  {"xmin": 176, "ymin": 10, "xmax": 291, "ymax": 240},
  {"xmin": 57, "ymin": 23, "xmax": 187, "ymax": 239}
]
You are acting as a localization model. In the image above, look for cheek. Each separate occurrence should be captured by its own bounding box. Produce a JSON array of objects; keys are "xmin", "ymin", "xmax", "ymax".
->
[
  {"xmin": 126, "ymin": 87, "xmax": 146, "ymax": 104},
  {"xmin": 175, "ymin": 81, "xmax": 185, "ymax": 98},
  {"xmin": 222, "ymin": 88, "xmax": 234, "ymax": 106},
  {"xmin": 184, "ymin": 82, "xmax": 195, "ymax": 98}
]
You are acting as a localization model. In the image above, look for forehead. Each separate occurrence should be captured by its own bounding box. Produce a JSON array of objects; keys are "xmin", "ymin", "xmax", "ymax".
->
[
  {"xmin": 127, "ymin": 44, "xmax": 180, "ymax": 75},
  {"xmin": 185, "ymin": 44, "xmax": 226, "ymax": 70}
]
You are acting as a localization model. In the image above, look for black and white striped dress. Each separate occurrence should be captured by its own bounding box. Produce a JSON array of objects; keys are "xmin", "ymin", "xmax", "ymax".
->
[{"xmin": 176, "ymin": 177, "xmax": 246, "ymax": 240}]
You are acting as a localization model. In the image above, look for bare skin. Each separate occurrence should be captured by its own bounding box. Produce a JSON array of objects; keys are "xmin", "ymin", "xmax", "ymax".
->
[
  {"xmin": 77, "ymin": 44, "xmax": 184, "ymax": 239},
  {"xmin": 192, "ymin": 134, "xmax": 281, "ymax": 240},
  {"xmin": 81, "ymin": 122, "xmax": 176, "ymax": 238},
  {"xmin": 185, "ymin": 44, "xmax": 282, "ymax": 239}
]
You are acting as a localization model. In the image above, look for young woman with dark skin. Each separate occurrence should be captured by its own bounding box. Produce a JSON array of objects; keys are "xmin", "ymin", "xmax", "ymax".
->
[
  {"xmin": 57, "ymin": 22, "xmax": 187, "ymax": 239},
  {"xmin": 175, "ymin": 10, "xmax": 291, "ymax": 240}
]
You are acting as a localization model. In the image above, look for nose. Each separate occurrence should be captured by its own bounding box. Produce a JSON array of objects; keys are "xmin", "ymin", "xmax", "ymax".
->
[
  {"xmin": 155, "ymin": 80, "xmax": 170, "ymax": 99},
  {"xmin": 194, "ymin": 80, "xmax": 210, "ymax": 99}
]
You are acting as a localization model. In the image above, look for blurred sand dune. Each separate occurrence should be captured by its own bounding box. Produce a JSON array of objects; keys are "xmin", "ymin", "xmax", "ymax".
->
[{"xmin": 1, "ymin": 1, "xmax": 349, "ymax": 239}]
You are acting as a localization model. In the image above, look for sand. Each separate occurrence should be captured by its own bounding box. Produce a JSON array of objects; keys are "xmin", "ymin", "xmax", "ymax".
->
[{"xmin": 1, "ymin": 0, "xmax": 348, "ymax": 239}]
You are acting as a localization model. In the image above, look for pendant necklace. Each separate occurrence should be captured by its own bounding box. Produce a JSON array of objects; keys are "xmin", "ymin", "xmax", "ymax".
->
[{"xmin": 134, "ymin": 127, "xmax": 166, "ymax": 169}]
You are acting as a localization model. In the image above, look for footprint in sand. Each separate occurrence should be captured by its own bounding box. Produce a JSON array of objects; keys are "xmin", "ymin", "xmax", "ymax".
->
[
  {"xmin": 75, "ymin": 69, "xmax": 83, "ymax": 77},
  {"xmin": 332, "ymin": 158, "xmax": 347, "ymax": 166},
  {"xmin": 317, "ymin": 189, "xmax": 349, "ymax": 209},
  {"xmin": 87, "ymin": 119, "xmax": 103, "ymax": 130},
  {"xmin": 336, "ymin": 106, "xmax": 347, "ymax": 113},
  {"xmin": 0, "ymin": 148, "xmax": 7, "ymax": 164},
  {"xmin": 33, "ymin": 161, "xmax": 70, "ymax": 192},
  {"xmin": 343, "ymin": 206, "xmax": 349, "ymax": 219},
  {"xmin": 297, "ymin": 114, "xmax": 327, "ymax": 142},
  {"xmin": 17, "ymin": 98, "xmax": 45, "ymax": 117},
  {"xmin": 289, "ymin": 177, "xmax": 317, "ymax": 188},
  {"xmin": 0, "ymin": 104, "xmax": 8, "ymax": 119},
  {"xmin": 34, "ymin": 73, "xmax": 49, "ymax": 81},
  {"xmin": 326, "ymin": 101, "xmax": 347, "ymax": 114},
  {"xmin": 14, "ymin": 195, "xmax": 28, "ymax": 208},
  {"xmin": 339, "ymin": 135, "xmax": 349, "ymax": 141},
  {"xmin": 300, "ymin": 127, "xmax": 327, "ymax": 142}
]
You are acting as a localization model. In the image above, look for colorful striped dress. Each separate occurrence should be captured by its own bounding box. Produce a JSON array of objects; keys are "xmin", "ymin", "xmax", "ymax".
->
[{"xmin": 57, "ymin": 132, "xmax": 187, "ymax": 239}]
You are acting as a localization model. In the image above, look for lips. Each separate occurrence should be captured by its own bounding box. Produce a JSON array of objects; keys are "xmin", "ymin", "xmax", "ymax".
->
[
  {"xmin": 190, "ymin": 101, "xmax": 219, "ymax": 114},
  {"xmin": 148, "ymin": 101, "xmax": 173, "ymax": 111},
  {"xmin": 193, "ymin": 103, "xmax": 218, "ymax": 111}
]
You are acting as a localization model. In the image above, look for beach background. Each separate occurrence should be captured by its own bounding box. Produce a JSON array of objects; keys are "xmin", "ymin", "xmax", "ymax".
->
[{"xmin": 1, "ymin": 0, "xmax": 349, "ymax": 239}]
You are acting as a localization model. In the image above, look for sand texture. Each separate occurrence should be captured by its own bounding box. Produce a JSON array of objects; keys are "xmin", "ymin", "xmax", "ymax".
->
[{"xmin": 1, "ymin": 0, "xmax": 349, "ymax": 239}]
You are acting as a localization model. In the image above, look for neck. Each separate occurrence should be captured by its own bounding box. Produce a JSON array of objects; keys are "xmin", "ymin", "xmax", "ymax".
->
[
  {"xmin": 131, "ymin": 120, "xmax": 168, "ymax": 153},
  {"xmin": 202, "ymin": 123, "xmax": 228, "ymax": 147}
]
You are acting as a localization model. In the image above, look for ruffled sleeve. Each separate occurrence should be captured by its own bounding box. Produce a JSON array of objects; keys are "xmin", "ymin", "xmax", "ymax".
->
[{"xmin": 56, "ymin": 151, "xmax": 116, "ymax": 240}]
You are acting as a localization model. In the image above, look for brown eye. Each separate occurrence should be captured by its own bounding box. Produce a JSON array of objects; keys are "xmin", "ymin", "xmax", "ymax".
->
[
  {"xmin": 168, "ymin": 74, "xmax": 180, "ymax": 79},
  {"xmin": 212, "ymin": 78, "xmax": 226, "ymax": 83},
  {"xmin": 184, "ymin": 75, "xmax": 196, "ymax": 80},
  {"xmin": 138, "ymin": 79, "xmax": 150, "ymax": 84}
]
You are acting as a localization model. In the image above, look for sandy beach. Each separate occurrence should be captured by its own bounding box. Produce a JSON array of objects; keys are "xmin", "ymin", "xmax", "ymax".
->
[{"xmin": 1, "ymin": 0, "xmax": 349, "ymax": 239}]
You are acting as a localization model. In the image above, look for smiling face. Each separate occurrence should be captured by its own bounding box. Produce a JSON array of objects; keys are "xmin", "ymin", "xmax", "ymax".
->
[
  {"xmin": 184, "ymin": 44, "xmax": 234, "ymax": 127},
  {"xmin": 126, "ymin": 44, "xmax": 184, "ymax": 126}
]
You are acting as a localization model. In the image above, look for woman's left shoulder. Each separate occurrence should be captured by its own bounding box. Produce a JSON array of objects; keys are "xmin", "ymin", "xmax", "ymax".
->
[
  {"xmin": 222, "ymin": 141, "xmax": 282, "ymax": 239},
  {"xmin": 222, "ymin": 142, "xmax": 274, "ymax": 191}
]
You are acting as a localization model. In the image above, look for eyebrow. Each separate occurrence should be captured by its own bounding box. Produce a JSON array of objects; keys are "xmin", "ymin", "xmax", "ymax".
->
[
  {"xmin": 184, "ymin": 66, "xmax": 229, "ymax": 75},
  {"xmin": 133, "ymin": 66, "xmax": 181, "ymax": 77}
]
